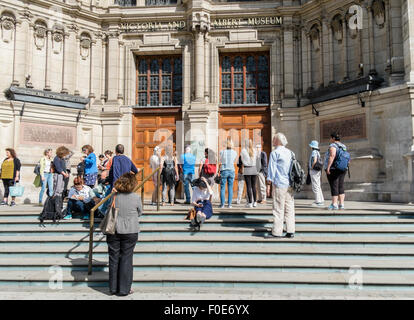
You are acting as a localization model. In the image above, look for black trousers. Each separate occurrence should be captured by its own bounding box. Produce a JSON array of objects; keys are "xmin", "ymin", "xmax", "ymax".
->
[
  {"xmin": 326, "ymin": 169, "xmax": 346, "ymax": 196},
  {"xmin": 244, "ymin": 175, "xmax": 257, "ymax": 203},
  {"xmin": 106, "ymin": 232, "xmax": 138, "ymax": 295},
  {"xmin": 2, "ymin": 179, "xmax": 15, "ymax": 199}
]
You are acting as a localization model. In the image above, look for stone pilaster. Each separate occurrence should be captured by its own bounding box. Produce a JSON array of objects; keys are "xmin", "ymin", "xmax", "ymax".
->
[
  {"xmin": 342, "ymin": 17, "xmax": 349, "ymax": 81},
  {"xmin": 107, "ymin": 31, "xmax": 120, "ymax": 104}
]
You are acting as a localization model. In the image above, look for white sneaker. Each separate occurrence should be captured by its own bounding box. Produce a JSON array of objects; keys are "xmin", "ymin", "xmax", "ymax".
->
[
  {"xmin": 245, "ymin": 203, "xmax": 253, "ymax": 208},
  {"xmin": 253, "ymin": 202, "xmax": 257, "ymax": 207},
  {"xmin": 236, "ymin": 200, "xmax": 241, "ymax": 205},
  {"xmin": 228, "ymin": 205, "xmax": 232, "ymax": 209}
]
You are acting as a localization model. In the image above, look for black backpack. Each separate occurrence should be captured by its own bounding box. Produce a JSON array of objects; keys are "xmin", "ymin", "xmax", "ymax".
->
[
  {"xmin": 39, "ymin": 195, "xmax": 64, "ymax": 223},
  {"xmin": 77, "ymin": 161, "xmax": 85, "ymax": 176},
  {"xmin": 34, "ymin": 162, "xmax": 41, "ymax": 175},
  {"xmin": 289, "ymin": 151, "xmax": 306, "ymax": 193}
]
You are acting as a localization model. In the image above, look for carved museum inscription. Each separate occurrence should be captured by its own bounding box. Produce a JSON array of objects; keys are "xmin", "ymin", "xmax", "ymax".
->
[
  {"xmin": 320, "ymin": 114, "xmax": 366, "ymax": 142},
  {"xmin": 20, "ymin": 122, "xmax": 76, "ymax": 148}
]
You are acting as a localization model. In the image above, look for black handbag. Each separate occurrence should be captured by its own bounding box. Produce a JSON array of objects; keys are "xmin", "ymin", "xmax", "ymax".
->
[
  {"xmin": 214, "ymin": 175, "xmax": 222, "ymax": 184},
  {"xmin": 312, "ymin": 156, "xmax": 324, "ymax": 171}
]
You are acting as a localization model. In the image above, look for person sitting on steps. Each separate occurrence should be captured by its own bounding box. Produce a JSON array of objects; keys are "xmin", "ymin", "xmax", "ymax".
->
[{"xmin": 190, "ymin": 177, "xmax": 213, "ymax": 231}]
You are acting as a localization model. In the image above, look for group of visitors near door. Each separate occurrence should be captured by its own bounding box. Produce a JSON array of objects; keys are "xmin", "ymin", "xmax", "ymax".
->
[{"xmin": 0, "ymin": 131, "xmax": 349, "ymax": 296}]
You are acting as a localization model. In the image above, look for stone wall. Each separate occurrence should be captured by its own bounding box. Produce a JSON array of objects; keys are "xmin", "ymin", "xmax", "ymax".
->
[{"xmin": 0, "ymin": 0, "xmax": 414, "ymax": 203}]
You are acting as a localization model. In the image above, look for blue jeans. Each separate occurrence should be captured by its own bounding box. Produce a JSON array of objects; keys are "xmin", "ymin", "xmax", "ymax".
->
[
  {"xmin": 220, "ymin": 170, "xmax": 235, "ymax": 206},
  {"xmin": 99, "ymin": 185, "xmax": 113, "ymax": 215},
  {"xmin": 183, "ymin": 173, "xmax": 193, "ymax": 203},
  {"xmin": 66, "ymin": 199, "xmax": 94, "ymax": 217},
  {"xmin": 39, "ymin": 172, "xmax": 54, "ymax": 203}
]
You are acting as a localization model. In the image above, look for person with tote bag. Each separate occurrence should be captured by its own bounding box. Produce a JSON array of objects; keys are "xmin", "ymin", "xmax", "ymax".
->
[{"xmin": 100, "ymin": 172, "xmax": 142, "ymax": 297}]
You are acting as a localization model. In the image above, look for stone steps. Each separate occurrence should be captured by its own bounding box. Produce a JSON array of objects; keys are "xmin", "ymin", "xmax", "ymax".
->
[
  {"xmin": 1, "ymin": 201, "xmax": 414, "ymax": 292},
  {"xmin": 0, "ymin": 270, "xmax": 414, "ymax": 287}
]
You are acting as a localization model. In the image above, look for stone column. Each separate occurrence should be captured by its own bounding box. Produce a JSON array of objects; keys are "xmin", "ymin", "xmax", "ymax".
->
[
  {"xmin": 301, "ymin": 27, "xmax": 309, "ymax": 96},
  {"xmin": 92, "ymin": 32, "xmax": 103, "ymax": 103},
  {"xmin": 367, "ymin": 4, "xmax": 377, "ymax": 74},
  {"xmin": 204, "ymin": 36, "xmax": 210, "ymax": 102},
  {"xmin": 61, "ymin": 32, "xmax": 68, "ymax": 93},
  {"xmin": 66, "ymin": 25, "xmax": 78, "ymax": 95},
  {"xmin": 14, "ymin": 18, "xmax": 29, "ymax": 87},
  {"xmin": 194, "ymin": 30, "xmax": 205, "ymax": 101},
  {"xmin": 328, "ymin": 22, "xmax": 334, "ymax": 84},
  {"xmin": 118, "ymin": 40, "xmax": 124, "ymax": 102},
  {"xmin": 44, "ymin": 29, "xmax": 52, "ymax": 91},
  {"xmin": 388, "ymin": 0, "xmax": 404, "ymax": 84},
  {"xmin": 307, "ymin": 33, "xmax": 312, "ymax": 90},
  {"xmin": 107, "ymin": 31, "xmax": 120, "ymax": 103},
  {"xmin": 101, "ymin": 36, "xmax": 107, "ymax": 102},
  {"xmin": 322, "ymin": 18, "xmax": 329, "ymax": 86},
  {"xmin": 283, "ymin": 24, "xmax": 294, "ymax": 98},
  {"xmin": 342, "ymin": 17, "xmax": 349, "ymax": 80}
]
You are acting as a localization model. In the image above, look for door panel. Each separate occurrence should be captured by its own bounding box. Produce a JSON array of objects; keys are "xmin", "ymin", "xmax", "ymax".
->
[
  {"xmin": 132, "ymin": 112, "xmax": 181, "ymax": 198},
  {"xmin": 219, "ymin": 109, "xmax": 271, "ymax": 197}
]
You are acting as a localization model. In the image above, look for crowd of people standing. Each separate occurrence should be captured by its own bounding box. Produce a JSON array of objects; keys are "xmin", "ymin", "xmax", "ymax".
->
[{"xmin": 0, "ymin": 131, "xmax": 350, "ymax": 296}]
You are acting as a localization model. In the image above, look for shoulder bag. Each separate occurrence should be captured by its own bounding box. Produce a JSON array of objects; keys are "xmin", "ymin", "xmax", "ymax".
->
[{"xmin": 98, "ymin": 195, "xmax": 119, "ymax": 235}]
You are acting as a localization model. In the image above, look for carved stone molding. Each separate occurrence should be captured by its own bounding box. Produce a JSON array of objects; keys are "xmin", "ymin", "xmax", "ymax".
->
[
  {"xmin": 309, "ymin": 26, "xmax": 320, "ymax": 52},
  {"xmin": 34, "ymin": 23, "xmax": 47, "ymax": 50},
  {"xmin": 1, "ymin": 15, "xmax": 15, "ymax": 43},
  {"xmin": 80, "ymin": 34, "xmax": 91, "ymax": 59},
  {"xmin": 331, "ymin": 15, "xmax": 343, "ymax": 42},
  {"xmin": 191, "ymin": 11, "xmax": 210, "ymax": 33},
  {"xmin": 52, "ymin": 28, "xmax": 64, "ymax": 54},
  {"xmin": 372, "ymin": 0, "xmax": 385, "ymax": 28}
]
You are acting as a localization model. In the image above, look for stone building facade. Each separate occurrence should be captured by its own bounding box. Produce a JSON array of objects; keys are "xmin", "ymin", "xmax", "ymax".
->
[{"xmin": 1, "ymin": 0, "xmax": 414, "ymax": 203}]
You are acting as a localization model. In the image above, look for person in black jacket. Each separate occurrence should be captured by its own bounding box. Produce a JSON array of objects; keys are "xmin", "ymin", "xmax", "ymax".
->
[
  {"xmin": 53, "ymin": 146, "xmax": 70, "ymax": 197},
  {"xmin": 0, "ymin": 148, "xmax": 21, "ymax": 207},
  {"xmin": 256, "ymin": 144, "xmax": 268, "ymax": 204}
]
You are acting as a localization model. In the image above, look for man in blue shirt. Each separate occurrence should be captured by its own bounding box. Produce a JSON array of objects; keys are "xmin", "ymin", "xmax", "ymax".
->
[
  {"xmin": 101, "ymin": 144, "xmax": 138, "ymax": 215},
  {"xmin": 266, "ymin": 133, "xmax": 295, "ymax": 238},
  {"xmin": 180, "ymin": 146, "xmax": 196, "ymax": 204},
  {"xmin": 107, "ymin": 144, "xmax": 138, "ymax": 187}
]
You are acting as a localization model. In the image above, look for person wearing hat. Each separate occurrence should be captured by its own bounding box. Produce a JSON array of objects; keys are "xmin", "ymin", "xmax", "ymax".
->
[{"xmin": 309, "ymin": 140, "xmax": 324, "ymax": 207}]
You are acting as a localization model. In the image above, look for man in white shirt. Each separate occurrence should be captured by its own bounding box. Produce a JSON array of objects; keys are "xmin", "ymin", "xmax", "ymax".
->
[{"xmin": 266, "ymin": 133, "xmax": 295, "ymax": 238}]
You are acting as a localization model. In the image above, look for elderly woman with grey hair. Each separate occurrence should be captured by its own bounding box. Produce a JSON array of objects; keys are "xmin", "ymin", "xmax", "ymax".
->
[{"xmin": 266, "ymin": 133, "xmax": 295, "ymax": 239}]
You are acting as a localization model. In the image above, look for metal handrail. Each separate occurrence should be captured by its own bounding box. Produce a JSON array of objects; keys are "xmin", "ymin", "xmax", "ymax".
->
[{"xmin": 87, "ymin": 167, "xmax": 161, "ymax": 275}]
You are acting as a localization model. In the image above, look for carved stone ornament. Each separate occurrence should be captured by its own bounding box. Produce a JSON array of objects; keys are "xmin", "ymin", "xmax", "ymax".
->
[
  {"xmin": 309, "ymin": 27, "xmax": 320, "ymax": 52},
  {"xmin": 331, "ymin": 16, "xmax": 343, "ymax": 42},
  {"xmin": 1, "ymin": 16, "xmax": 15, "ymax": 43},
  {"xmin": 80, "ymin": 36, "xmax": 91, "ymax": 60},
  {"xmin": 34, "ymin": 24, "xmax": 47, "ymax": 50},
  {"xmin": 372, "ymin": 0, "xmax": 385, "ymax": 28},
  {"xmin": 191, "ymin": 12, "xmax": 210, "ymax": 32},
  {"xmin": 52, "ymin": 30, "xmax": 64, "ymax": 54}
]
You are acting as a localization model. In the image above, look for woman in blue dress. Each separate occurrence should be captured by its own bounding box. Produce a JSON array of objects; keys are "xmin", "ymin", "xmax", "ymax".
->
[
  {"xmin": 190, "ymin": 177, "xmax": 213, "ymax": 231},
  {"xmin": 81, "ymin": 145, "xmax": 98, "ymax": 188}
]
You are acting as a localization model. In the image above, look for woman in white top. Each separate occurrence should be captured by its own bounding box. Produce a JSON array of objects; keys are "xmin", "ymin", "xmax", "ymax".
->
[
  {"xmin": 190, "ymin": 177, "xmax": 213, "ymax": 231},
  {"xmin": 149, "ymin": 146, "xmax": 161, "ymax": 205},
  {"xmin": 39, "ymin": 148, "xmax": 54, "ymax": 204},
  {"xmin": 241, "ymin": 139, "xmax": 260, "ymax": 208}
]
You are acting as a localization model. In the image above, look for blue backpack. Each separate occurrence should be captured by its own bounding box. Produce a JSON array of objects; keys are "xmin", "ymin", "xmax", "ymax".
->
[{"xmin": 333, "ymin": 143, "xmax": 351, "ymax": 172}]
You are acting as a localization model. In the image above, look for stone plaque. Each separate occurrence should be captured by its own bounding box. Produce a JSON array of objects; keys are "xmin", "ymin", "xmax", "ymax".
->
[
  {"xmin": 20, "ymin": 122, "xmax": 76, "ymax": 147},
  {"xmin": 320, "ymin": 114, "xmax": 366, "ymax": 142}
]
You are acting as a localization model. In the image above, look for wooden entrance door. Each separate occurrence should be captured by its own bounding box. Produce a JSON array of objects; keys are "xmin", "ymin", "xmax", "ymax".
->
[
  {"xmin": 132, "ymin": 110, "xmax": 181, "ymax": 198},
  {"xmin": 218, "ymin": 108, "xmax": 271, "ymax": 196}
]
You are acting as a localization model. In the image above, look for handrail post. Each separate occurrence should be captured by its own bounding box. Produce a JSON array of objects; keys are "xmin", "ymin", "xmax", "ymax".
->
[
  {"xmin": 141, "ymin": 168, "xmax": 145, "ymax": 209},
  {"xmin": 88, "ymin": 207, "xmax": 95, "ymax": 275},
  {"xmin": 157, "ymin": 168, "xmax": 160, "ymax": 212}
]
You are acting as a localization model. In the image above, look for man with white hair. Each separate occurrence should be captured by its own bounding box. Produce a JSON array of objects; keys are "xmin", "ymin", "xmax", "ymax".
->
[
  {"xmin": 266, "ymin": 133, "xmax": 295, "ymax": 238},
  {"xmin": 180, "ymin": 145, "xmax": 196, "ymax": 204}
]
